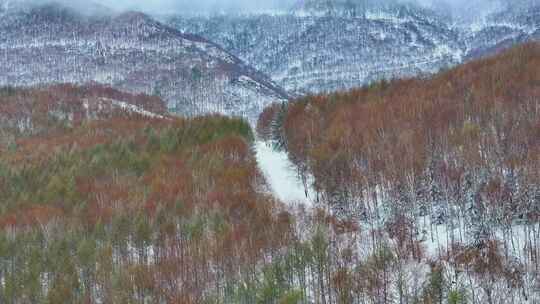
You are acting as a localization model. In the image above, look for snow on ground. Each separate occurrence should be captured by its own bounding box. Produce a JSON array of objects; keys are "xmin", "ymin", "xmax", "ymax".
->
[
  {"xmin": 254, "ymin": 140, "xmax": 313, "ymax": 206},
  {"xmin": 107, "ymin": 98, "xmax": 168, "ymax": 120}
]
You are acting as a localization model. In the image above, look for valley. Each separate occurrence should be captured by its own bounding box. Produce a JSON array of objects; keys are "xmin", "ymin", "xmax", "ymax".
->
[
  {"xmin": 255, "ymin": 140, "xmax": 314, "ymax": 206},
  {"xmin": 0, "ymin": 0, "xmax": 538, "ymax": 303}
]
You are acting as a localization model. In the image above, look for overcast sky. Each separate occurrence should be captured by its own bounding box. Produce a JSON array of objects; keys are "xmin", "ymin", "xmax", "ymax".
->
[
  {"xmin": 93, "ymin": 0, "xmax": 294, "ymax": 14},
  {"xmin": 3, "ymin": 0, "xmax": 507, "ymax": 15},
  {"xmin": 88, "ymin": 0, "xmax": 503, "ymax": 14}
]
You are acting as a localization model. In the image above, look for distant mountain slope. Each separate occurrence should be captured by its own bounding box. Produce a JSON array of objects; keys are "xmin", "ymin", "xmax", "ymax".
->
[
  {"xmin": 461, "ymin": 3, "xmax": 540, "ymax": 59},
  {"xmin": 170, "ymin": 2, "xmax": 463, "ymax": 95},
  {"xmin": 168, "ymin": 1, "xmax": 539, "ymax": 95},
  {"xmin": 0, "ymin": 3, "xmax": 289, "ymax": 121}
]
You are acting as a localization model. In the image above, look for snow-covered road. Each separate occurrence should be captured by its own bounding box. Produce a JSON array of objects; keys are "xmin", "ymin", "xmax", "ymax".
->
[{"xmin": 254, "ymin": 141, "xmax": 313, "ymax": 206}]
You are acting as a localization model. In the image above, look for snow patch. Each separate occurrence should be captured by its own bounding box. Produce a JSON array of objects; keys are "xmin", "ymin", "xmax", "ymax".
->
[
  {"xmin": 108, "ymin": 99, "xmax": 167, "ymax": 120},
  {"xmin": 255, "ymin": 141, "xmax": 313, "ymax": 206}
]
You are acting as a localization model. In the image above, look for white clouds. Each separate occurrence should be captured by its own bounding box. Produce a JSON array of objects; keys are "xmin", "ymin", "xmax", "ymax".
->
[
  {"xmin": 0, "ymin": 0, "xmax": 295, "ymax": 14},
  {"xmin": 95, "ymin": 0, "xmax": 506, "ymax": 14},
  {"xmin": 3, "ymin": 0, "xmax": 510, "ymax": 15},
  {"xmin": 93, "ymin": 0, "xmax": 294, "ymax": 14}
]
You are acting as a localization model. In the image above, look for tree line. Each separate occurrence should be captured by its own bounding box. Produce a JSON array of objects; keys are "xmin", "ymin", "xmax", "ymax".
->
[
  {"xmin": 0, "ymin": 42, "xmax": 539, "ymax": 303},
  {"xmin": 258, "ymin": 42, "xmax": 540, "ymax": 304}
]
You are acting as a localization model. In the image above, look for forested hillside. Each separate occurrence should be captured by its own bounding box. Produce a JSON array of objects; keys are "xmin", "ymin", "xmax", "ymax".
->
[
  {"xmin": 1, "ymin": 0, "xmax": 539, "ymax": 303},
  {"xmin": 169, "ymin": 2, "xmax": 463, "ymax": 95},
  {"xmin": 259, "ymin": 43, "xmax": 540, "ymax": 303},
  {"xmin": 1, "ymin": 44, "xmax": 538, "ymax": 303},
  {"xmin": 0, "ymin": 3, "xmax": 289, "ymax": 121},
  {"xmin": 0, "ymin": 85, "xmax": 293, "ymax": 302},
  {"xmin": 169, "ymin": 1, "xmax": 539, "ymax": 96}
]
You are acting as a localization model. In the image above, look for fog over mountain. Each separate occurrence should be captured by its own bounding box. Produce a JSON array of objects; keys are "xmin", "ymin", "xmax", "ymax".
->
[
  {"xmin": 0, "ymin": 0, "xmax": 516, "ymax": 15},
  {"xmin": 95, "ymin": 0, "xmax": 511, "ymax": 14}
]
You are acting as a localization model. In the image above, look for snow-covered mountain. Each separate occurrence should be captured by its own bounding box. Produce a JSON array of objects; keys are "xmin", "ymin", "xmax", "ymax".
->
[
  {"xmin": 0, "ymin": 3, "xmax": 289, "ymax": 121},
  {"xmin": 170, "ymin": 1, "xmax": 462, "ymax": 95},
  {"xmin": 1, "ymin": 0, "xmax": 537, "ymax": 120},
  {"xmin": 460, "ymin": 2, "xmax": 540, "ymax": 59},
  {"xmin": 168, "ymin": 0, "xmax": 539, "ymax": 95}
]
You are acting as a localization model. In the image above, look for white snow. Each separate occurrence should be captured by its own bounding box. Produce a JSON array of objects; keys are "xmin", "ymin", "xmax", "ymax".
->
[
  {"xmin": 365, "ymin": 10, "xmax": 413, "ymax": 24},
  {"xmin": 107, "ymin": 98, "xmax": 167, "ymax": 120},
  {"xmin": 255, "ymin": 141, "xmax": 313, "ymax": 206}
]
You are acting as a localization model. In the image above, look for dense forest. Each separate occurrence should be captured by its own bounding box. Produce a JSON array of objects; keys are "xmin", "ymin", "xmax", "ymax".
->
[
  {"xmin": 0, "ymin": 85, "xmax": 291, "ymax": 303},
  {"xmin": 0, "ymin": 44, "xmax": 539, "ymax": 303},
  {"xmin": 258, "ymin": 42, "xmax": 540, "ymax": 303}
]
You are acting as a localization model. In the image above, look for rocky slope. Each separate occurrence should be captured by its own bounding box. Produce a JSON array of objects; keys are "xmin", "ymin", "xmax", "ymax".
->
[{"xmin": 0, "ymin": 3, "xmax": 289, "ymax": 121}]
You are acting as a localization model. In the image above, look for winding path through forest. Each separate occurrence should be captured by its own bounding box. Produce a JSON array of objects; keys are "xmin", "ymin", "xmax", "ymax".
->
[{"xmin": 254, "ymin": 141, "xmax": 313, "ymax": 206}]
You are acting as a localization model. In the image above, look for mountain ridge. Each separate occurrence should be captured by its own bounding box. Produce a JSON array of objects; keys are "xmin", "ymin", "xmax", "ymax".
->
[
  {"xmin": 168, "ymin": 1, "xmax": 539, "ymax": 95},
  {"xmin": 0, "ymin": 2, "xmax": 289, "ymax": 122}
]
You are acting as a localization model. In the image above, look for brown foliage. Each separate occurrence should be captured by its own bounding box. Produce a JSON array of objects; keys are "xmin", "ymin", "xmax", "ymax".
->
[{"xmin": 275, "ymin": 42, "xmax": 540, "ymax": 222}]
